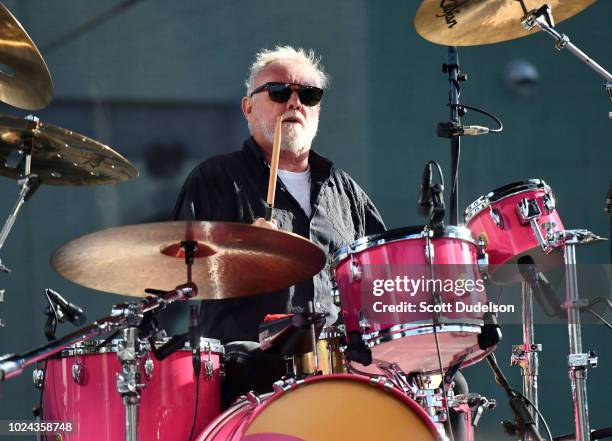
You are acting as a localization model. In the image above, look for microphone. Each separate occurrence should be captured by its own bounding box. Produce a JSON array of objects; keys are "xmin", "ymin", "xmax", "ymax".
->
[
  {"xmin": 189, "ymin": 304, "xmax": 201, "ymax": 376},
  {"xmin": 417, "ymin": 162, "xmax": 433, "ymax": 217},
  {"xmin": 517, "ymin": 256, "xmax": 565, "ymax": 318},
  {"xmin": 461, "ymin": 125, "xmax": 490, "ymax": 136},
  {"xmin": 45, "ymin": 288, "xmax": 87, "ymax": 326}
]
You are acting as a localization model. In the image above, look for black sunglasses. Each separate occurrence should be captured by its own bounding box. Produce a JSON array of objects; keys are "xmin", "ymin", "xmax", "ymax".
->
[{"xmin": 249, "ymin": 82, "xmax": 324, "ymax": 106}]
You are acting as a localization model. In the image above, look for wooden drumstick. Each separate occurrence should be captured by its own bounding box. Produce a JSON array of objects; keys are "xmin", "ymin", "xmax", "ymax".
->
[{"xmin": 265, "ymin": 116, "xmax": 282, "ymax": 221}]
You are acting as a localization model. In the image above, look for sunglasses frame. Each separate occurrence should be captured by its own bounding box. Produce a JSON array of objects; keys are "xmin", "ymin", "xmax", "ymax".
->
[{"xmin": 249, "ymin": 82, "xmax": 324, "ymax": 107}]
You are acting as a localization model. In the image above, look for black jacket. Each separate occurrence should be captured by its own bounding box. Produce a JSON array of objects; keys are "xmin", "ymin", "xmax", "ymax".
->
[{"xmin": 173, "ymin": 137, "xmax": 385, "ymax": 342}]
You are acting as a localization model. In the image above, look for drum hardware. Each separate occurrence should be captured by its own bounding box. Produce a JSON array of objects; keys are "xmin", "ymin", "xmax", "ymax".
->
[
  {"xmin": 71, "ymin": 359, "xmax": 84, "ymax": 385},
  {"xmin": 518, "ymin": 2, "xmax": 612, "ymax": 111},
  {"xmin": 476, "ymin": 237, "xmax": 489, "ymax": 280},
  {"xmin": 556, "ymin": 229, "xmax": 606, "ymax": 441},
  {"xmin": 486, "ymin": 353, "xmax": 548, "ymax": 441},
  {"xmin": 32, "ymin": 366, "xmax": 44, "ymax": 389},
  {"xmin": 0, "ymin": 113, "xmax": 138, "ymax": 274},
  {"xmin": 450, "ymin": 393, "xmax": 497, "ymax": 438},
  {"xmin": 0, "ymin": 282, "xmax": 196, "ymax": 382},
  {"xmin": 143, "ymin": 355, "xmax": 154, "ymax": 380},
  {"xmin": 116, "ymin": 327, "xmax": 143, "ymax": 441}
]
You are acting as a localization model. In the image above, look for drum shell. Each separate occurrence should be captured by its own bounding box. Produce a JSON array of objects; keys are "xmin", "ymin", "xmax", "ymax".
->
[
  {"xmin": 196, "ymin": 374, "xmax": 442, "ymax": 441},
  {"xmin": 332, "ymin": 226, "xmax": 492, "ymax": 375},
  {"xmin": 465, "ymin": 180, "xmax": 564, "ymax": 283},
  {"xmin": 42, "ymin": 339, "xmax": 222, "ymax": 441}
]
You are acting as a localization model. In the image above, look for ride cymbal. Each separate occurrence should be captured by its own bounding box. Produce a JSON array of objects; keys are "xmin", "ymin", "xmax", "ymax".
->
[
  {"xmin": 51, "ymin": 221, "xmax": 327, "ymax": 299},
  {"xmin": 0, "ymin": 3, "xmax": 53, "ymax": 109},
  {"xmin": 414, "ymin": 0, "xmax": 596, "ymax": 46},
  {"xmin": 0, "ymin": 114, "xmax": 137, "ymax": 185}
]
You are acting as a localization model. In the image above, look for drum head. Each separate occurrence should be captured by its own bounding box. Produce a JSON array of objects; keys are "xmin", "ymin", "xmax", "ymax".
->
[{"xmin": 242, "ymin": 375, "xmax": 439, "ymax": 441}]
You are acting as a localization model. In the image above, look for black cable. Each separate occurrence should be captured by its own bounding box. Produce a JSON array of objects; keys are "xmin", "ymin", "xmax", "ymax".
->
[
  {"xmin": 449, "ymin": 103, "xmax": 504, "ymax": 133},
  {"xmin": 188, "ymin": 374, "xmax": 200, "ymax": 441},
  {"xmin": 516, "ymin": 390, "xmax": 554, "ymax": 441}
]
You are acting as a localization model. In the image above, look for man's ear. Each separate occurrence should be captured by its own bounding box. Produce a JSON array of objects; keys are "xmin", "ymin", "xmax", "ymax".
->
[{"xmin": 241, "ymin": 96, "xmax": 252, "ymax": 119}]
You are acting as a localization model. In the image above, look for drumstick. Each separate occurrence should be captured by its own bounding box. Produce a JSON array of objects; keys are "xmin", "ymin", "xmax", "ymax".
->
[{"xmin": 265, "ymin": 116, "xmax": 282, "ymax": 221}]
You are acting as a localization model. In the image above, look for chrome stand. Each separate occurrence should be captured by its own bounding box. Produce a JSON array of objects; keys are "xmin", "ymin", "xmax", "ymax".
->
[
  {"xmin": 519, "ymin": 2, "xmax": 612, "ymax": 112},
  {"xmin": 0, "ymin": 133, "xmax": 42, "ymax": 273},
  {"xmin": 0, "ymin": 283, "xmax": 196, "ymax": 381},
  {"xmin": 511, "ymin": 282, "xmax": 541, "ymax": 434},
  {"xmin": 556, "ymin": 229, "xmax": 604, "ymax": 441},
  {"xmin": 116, "ymin": 324, "xmax": 144, "ymax": 441}
]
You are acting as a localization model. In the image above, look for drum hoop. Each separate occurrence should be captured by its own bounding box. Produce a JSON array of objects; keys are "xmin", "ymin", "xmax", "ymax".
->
[
  {"xmin": 464, "ymin": 179, "xmax": 551, "ymax": 223},
  {"xmin": 57, "ymin": 336, "xmax": 224, "ymax": 357},
  {"xmin": 332, "ymin": 225, "xmax": 477, "ymax": 268},
  {"xmin": 238, "ymin": 374, "xmax": 443, "ymax": 440},
  {"xmin": 362, "ymin": 322, "xmax": 483, "ymax": 345}
]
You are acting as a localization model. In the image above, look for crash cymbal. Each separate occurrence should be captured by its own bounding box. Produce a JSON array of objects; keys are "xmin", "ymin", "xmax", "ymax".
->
[
  {"xmin": 414, "ymin": 0, "xmax": 596, "ymax": 46},
  {"xmin": 0, "ymin": 3, "xmax": 53, "ymax": 109},
  {"xmin": 0, "ymin": 114, "xmax": 137, "ymax": 185},
  {"xmin": 51, "ymin": 221, "xmax": 327, "ymax": 299}
]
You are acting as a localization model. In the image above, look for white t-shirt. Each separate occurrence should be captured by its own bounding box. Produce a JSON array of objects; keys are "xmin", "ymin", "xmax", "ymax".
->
[{"xmin": 277, "ymin": 167, "xmax": 312, "ymax": 217}]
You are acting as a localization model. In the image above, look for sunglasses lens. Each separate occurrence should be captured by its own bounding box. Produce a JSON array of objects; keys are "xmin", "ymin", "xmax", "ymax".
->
[
  {"xmin": 267, "ymin": 84, "xmax": 292, "ymax": 103},
  {"xmin": 298, "ymin": 87, "xmax": 323, "ymax": 106}
]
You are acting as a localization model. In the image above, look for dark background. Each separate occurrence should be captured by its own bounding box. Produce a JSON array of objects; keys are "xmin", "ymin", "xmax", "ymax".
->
[{"xmin": 0, "ymin": 1, "xmax": 610, "ymax": 439}]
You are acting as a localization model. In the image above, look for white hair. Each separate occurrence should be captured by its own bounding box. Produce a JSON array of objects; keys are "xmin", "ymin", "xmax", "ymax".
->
[{"xmin": 245, "ymin": 45, "xmax": 330, "ymax": 95}]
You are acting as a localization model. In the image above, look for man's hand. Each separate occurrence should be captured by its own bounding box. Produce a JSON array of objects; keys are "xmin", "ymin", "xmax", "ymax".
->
[{"xmin": 252, "ymin": 217, "xmax": 278, "ymax": 230}]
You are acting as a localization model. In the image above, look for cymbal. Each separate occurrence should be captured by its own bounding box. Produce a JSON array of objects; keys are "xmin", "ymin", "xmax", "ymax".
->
[
  {"xmin": 0, "ymin": 3, "xmax": 53, "ymax": 109},
  {"xmin": 51, "ymin": 221, "xmax": 327, "ymax": 300},
  {"xmin": 0, "ymin": 114, "xmax": 137, "ymax": 185},
  {"xmin": 414, "ymin": 0, "xmax": 596, "ymax": 46}
]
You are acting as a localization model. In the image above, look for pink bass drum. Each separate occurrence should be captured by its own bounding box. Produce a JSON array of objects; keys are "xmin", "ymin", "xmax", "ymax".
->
[
  {"xmin": 196, "ymin": 374, "xmax": 443, "ymax": 441},
  {"xmin": 332, "ymin": 225, "xmax": 493, "ymax": 376},
  {"xmin": 465, "ymin": 179, "xmax": 564, "ymax": 284},
  {"xmin": 41, "ymin": 337, "xmax": 223, "ymax": 440}
]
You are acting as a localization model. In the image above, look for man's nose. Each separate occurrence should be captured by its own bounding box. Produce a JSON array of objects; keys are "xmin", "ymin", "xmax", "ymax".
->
[{"xmin": 286, "ymin": 90, "xmax": 303, "ymax": 109}]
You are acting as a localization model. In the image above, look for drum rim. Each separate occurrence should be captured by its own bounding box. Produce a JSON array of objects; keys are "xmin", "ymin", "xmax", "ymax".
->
[
  {"xmin": 362, "ymin": 322, "xmax": 483, "ymax": 343},
  {"xmin": 57, "ymin": 336, "xmax": 224, "ymax": 357},
  {"xmin": 332, "ymin": 225, "xmax": 478, "ymax": 267},
  {"xmin": 464, "ymin": 178, "xmax": 550, "ymax": 223}
]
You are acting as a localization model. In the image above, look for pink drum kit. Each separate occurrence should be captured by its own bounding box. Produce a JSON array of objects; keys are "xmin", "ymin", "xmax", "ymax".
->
[{"xmin": 0, "ymin": 1, "xmax": 610, "ymax": 441}]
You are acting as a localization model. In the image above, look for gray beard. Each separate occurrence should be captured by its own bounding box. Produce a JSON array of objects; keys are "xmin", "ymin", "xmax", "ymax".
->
[{"xmin": 250, "ymin": 115, "xmax": 318, "ymax": 152}]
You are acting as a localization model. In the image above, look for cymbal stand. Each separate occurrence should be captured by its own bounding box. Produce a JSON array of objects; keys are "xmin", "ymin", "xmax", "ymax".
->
[
  {"xmin": 0, "ymin": 130, "xmax": 42, "ymax": 273},
  {"xmin": 519, "ymin": 2, "xmax": 612, "ymax": 114},
  {"xmin": 0, "ymin": 283, "xmax": 197, "ymax": 382},
  {"xmin": 552, "ymin": 229, "xmax": 605, "ymax": 441},
  {"xmin": 511, "ymin": 283, "xmax": 542, "ymax": 435}
]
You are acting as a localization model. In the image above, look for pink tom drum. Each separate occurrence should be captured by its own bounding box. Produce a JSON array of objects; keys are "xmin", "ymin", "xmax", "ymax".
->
[
  {"xmin": 465, "ymin": 179, "xmax": 564, "ymax": 284},
  {"xmin": 41, "ymin": 337, "xmax": 223, "ymax": 441},
  {"xmin": 196, "ymin": 373, "xmax": 443, "ymax": 441},
  {"xmin": 332, "ymin": 226, "xmax": 494, "ymax": 376}
]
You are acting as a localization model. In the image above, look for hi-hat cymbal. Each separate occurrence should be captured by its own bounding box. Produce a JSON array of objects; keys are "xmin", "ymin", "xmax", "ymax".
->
[
  {"xmin": 414, "ymin": 0, "xmax": 596, "ymax": 46},
  {"xmin": 51, "ymin": 221, "xmax": 327, "ymax": 300},
  {"xmin": 0, "ymin": 3, "xmax": 53, "ymax": 109},
  {"xmin": 0, "ymin": 114, "xmax": 137, "ymax": 185}
]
